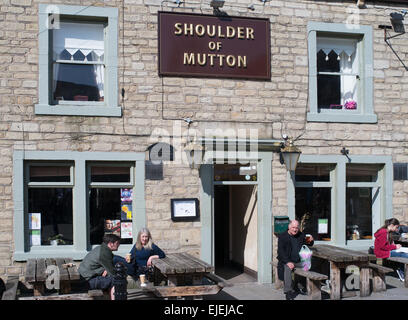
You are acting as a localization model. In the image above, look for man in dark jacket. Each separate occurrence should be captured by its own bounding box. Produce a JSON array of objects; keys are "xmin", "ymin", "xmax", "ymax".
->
[
  {"xmin": 277, "ymin": 219, "xmax": 314, "ymax": 300},
  {"xmin": 78, "ymin": 233, "xmax": 121, "ymax": 300}
]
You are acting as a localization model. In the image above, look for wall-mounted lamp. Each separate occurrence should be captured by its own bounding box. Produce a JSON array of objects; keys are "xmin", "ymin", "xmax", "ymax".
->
[
  {"xmin": 184, "ymin": 141, "xmax": 204, "ymax": 169},
  {"xmin": 210, "ymin": 0, "xmax": 225, "ymax": 14},
  {"xmin": 379, "ymin": 10, "xmax": 408, "ymax": 71},
  {"xmin": 390, "ymin": 11, "xmax": 407, "ymax": 34},
  {"xmin": 280, "ymin": 137, "xmax": 301, "ymax": 171}
]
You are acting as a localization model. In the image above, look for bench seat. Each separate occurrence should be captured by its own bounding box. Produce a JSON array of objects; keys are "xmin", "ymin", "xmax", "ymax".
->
[
  {"xmin": 367, "ymin": 263, "xmax": 393, "ymax": 292},
  {"xmin": 386, "ymin": 256, "xmax": 408, "ymax": 288},
  {"xmin": 271, "ymin": 261, "xmax": 328, "ymax": 300}
]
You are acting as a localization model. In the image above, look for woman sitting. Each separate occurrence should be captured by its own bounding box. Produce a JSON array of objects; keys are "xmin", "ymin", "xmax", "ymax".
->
[
  {"xmin": 114, "ymin": 227, "xmax": 165, "ymax": 280},
  {"xmin": 374, "ymin": 218, "xmax": 408, "ymax": 281}
]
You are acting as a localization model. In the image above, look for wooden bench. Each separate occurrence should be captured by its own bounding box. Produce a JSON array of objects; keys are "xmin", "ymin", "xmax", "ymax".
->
[
  {"xmin": 367, "ymin": 263, "xmax": 393, "ymax": 292},
  {"xmin": 271, "ymin": 261, "xmax": 328, "ymax": 300},
  {"xmin": 18, "ymin": 290, "xmax": 108, "ymax": 300},
  {"xmin": 1, "ymin": 276, "xmax": 19, "ymax": 300},
  {"xmin": 25, "ymin": 258, "xmax": 80, "ymax": 296}
]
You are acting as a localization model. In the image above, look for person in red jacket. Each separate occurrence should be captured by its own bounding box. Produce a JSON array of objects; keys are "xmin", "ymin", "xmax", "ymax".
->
[{"xmin": 374, "ymin": 218, "xmax": 408, "ymax": 281}]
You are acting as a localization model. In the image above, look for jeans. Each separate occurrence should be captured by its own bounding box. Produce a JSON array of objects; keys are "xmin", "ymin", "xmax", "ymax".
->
[{"xmin": 390, "ymin": 250, "xmax": 408, "ymax": 273}]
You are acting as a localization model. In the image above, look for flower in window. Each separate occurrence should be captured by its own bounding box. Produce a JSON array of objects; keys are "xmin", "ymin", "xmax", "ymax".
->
[{"xmin": 344, "ymin": 100, "xmax": 357, "ymax": 110}]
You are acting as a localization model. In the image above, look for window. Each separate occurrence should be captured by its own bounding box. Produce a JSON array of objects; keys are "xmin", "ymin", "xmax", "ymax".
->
[
  {"xmin": 88, "ymin": 164, "xmax": 134, "ymax": 245},
  {"xmin": 27, "ymin": 163, "xmax": 74, "ymax": 246},
  {"xmin": 53, "ymin": 22, "xmax": 105, "ymax": 103},
  {"xmin": 295, "ymin": 164, "xmax": 334, "ymax": 241},
  {"xmin": 317, "ymin": 38, "xmax": 358, "ymax": 110},
  {"xmin": 346, "ymin": 164, "xmax": 382, "ymax": 241},
  {"xmin": 307, "ymin": 22, "xmax": 377, "ymax": 123},
  {"xmin": 13, "ymin": 151, "xmax": 145, "ymax": 260},
  {"xmin": 36, "ymin": 4, "xmax": 120, "ymax": 117},
  {"xmin": 288, "ymin": 156, "xmax": 392, "ymax": 247}
]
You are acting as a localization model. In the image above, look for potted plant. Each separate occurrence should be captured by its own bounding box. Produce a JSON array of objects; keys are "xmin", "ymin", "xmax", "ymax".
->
[{"xmin": 48, "ymin": 234, "xmax": 65, "ymax": 246}]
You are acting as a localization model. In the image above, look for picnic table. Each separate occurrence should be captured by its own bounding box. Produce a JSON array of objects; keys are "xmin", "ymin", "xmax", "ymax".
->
[
  {"xmin": 310, "ymin": 244, "xmax": 376, "ymax": 300},
  {"xmin": 25, "ymin": 258, "xmax": 80, "ymax": 296},
  {"xmin": 150, "ymin": 252, "xmax": 223, "ymax": 299}
]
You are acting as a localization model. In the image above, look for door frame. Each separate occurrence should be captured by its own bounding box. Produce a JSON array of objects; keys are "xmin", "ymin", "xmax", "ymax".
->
[{"xmin": 199, "ymin": 142, "xmax": 275, "ymax": 284}]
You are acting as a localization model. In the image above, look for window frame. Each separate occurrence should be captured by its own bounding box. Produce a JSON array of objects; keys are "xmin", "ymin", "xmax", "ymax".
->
[
  {"xmin": 307, "ymin": 22, "xmax": 377, "ymax": 123},
  {"xmin": 287, "ymin": 155, "xmax": 393, "ymax": 248},
  {"xmin": 13, "ymin": 151, "xmax": 145, "ymax": 260},
  {"xmin": 36, "ymin": 4, "xmax": 120, "ymax": 117}
]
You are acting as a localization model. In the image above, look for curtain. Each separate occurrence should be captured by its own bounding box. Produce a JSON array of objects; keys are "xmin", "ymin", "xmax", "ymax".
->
[
  {"xmin": 317, "ymin": 37, "xmax": 358, "ymax": 108},
  {"xmin": 53, "ymin": 22, "xmax": 104, "ymax": 61}
]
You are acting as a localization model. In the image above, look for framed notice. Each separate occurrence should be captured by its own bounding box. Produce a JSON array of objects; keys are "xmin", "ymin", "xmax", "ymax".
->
[{"xmin": 171, "ymin": 198, "xmax": 199, "ymax": 222}]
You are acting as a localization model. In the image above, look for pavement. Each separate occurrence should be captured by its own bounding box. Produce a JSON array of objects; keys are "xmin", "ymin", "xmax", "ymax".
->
[{"xmin": 127, "ymin": 272, "xmax": 408, "ymax": 301}]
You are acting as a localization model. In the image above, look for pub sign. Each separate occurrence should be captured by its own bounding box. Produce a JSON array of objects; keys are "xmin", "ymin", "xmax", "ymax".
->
[{"xmin": 158, "ymin": 11, "xmax": 271, "ymax": 80}]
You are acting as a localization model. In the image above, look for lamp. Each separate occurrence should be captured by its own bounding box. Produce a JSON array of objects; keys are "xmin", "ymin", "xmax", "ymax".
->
[
  {"xmin": 390, "ymin": 11, "xmax": 406, "ymax": 34},
  {"xmin": 210, "ymin": 0, "xmax": 225, "ymax": 14},
  {"xmin": 184, "ymin": 141, "xmax": 204, "ymax": 169},
  {"xmin": 210, "ymin": 0, "xmax": 225, "ymax": 9},
  {"xmin": 280, "ymin": 137, "xmax": 301, "ymax": 171}
]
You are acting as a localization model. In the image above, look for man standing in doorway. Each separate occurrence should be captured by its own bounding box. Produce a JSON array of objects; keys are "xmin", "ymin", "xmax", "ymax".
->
[{"xmin": 277, "ymin": 219, "xmax": 314, "ymax": 300}]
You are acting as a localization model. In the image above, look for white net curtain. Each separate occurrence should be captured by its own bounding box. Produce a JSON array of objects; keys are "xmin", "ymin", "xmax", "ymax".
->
[
  {"xmin": 317, "ymin": 37, "xmax": 358, "ymax": 109},
  {"xmin": 52, "ymin": 22, "xmax": 105, "ymax": 102}
]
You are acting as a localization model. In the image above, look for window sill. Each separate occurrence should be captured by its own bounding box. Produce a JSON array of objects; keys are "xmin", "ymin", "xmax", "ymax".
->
[
  {"xmin": 14, "ymin": 244, "xmax": 134, "ymax": 261},
  {"xmin": 307, "ymin": 112, "xmax": 377, "ymax": 123},
  {"xmin": 35, "ymin": 104, "xmax": 122, "ymax": 117}
]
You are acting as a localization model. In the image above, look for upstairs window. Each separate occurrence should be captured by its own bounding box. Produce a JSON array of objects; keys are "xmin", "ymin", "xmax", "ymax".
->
[
  {"xmin": 317, "ymin": 37, "xmax": 359, "ymax": 111},
  {"xmin": 307, "ymin": 22, "xmax": 377, "ymax": 123},
  {"xmin": 53, "ymin": 22, "xmax": 105, "ymax": 103},
  {"xmin": 36, "ymin": 5, "xmax": 120, "ymax": 117}
]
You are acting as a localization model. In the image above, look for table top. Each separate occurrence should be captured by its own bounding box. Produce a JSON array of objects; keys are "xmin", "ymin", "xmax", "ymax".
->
[
  {"xmin": 310, "ymin": 244, "xmax": 376, "ymax": 263},
  {"xmin": 151, "ymin": 252, "xmax": 214, "ymax": 275}
]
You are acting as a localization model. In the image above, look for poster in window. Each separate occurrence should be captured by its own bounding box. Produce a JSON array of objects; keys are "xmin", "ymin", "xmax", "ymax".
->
[
  {"xmin": 30, "ymin": 230, "xmax": 41, "ymax": 246},
  {"xmin": 121, "ymin": 222, "xmax": 132, "ymax": 239},
  {"xmin": 121, "ymin": 203, "xmax": 132, "ymax": 221},
  {"xmin": 121, "ymin": 188, "xmax": 132, "ymax": 203},
  {"xmin": 105, "ymin": 219, "xmax": 121, "ymax": 237},
  {"xmin": 318, "ymin": 219, "xmax": 328, "ymax": 234},
  {"xmin": 29, "ymin": 213, "xmax": 41, "ymax": 230}
]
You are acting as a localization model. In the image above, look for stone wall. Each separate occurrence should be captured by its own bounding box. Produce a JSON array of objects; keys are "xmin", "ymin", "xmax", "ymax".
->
[{"xmin": 0, "ymin": 0, "xmax": 408, "ymax": 281}]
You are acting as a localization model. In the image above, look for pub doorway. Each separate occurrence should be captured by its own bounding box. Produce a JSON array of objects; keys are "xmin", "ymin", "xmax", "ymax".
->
[{"xmin": 214, "ymin": 184, "xmax": 258, "ymax": 283}]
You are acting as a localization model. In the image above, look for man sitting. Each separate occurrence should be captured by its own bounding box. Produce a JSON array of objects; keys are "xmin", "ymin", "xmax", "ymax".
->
[
  {"xmin": 78, "ymin": 233, "xmax": 121, "ymax": 300},
  {"xmin": 277, "ymin": 219, "xmax": 314, "ymax": 300}
]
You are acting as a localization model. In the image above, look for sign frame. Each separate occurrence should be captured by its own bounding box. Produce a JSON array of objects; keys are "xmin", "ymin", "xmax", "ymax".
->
[{"xmin": 158, "ymin": 11, "xmax": 271, "ymax": 80}]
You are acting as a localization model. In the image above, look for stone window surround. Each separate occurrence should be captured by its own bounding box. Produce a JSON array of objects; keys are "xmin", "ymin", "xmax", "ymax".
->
[
  {"xmin": 286, "ymin": 154, "xmax": 393, "ymax": 248},
  {"xmin": 35, "ymin": 4, "xmax": 121, "ymax": 117},
  {"xmin": 307, "ymin": 21, "xmax": 377, "ymax": 123},
  {"xmin": 13, "ymin": 151, "xmax": 145, "ymax": 261}
]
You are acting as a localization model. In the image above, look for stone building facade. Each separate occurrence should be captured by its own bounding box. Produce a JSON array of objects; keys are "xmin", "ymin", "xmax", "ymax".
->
[{"xmin": 1, "ymin": 0, "xmax": 408, "ymax": 285}]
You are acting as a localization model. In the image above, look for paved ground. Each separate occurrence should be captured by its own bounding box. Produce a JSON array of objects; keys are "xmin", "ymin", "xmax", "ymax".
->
[{"xmin": 127, "ymin": 272, "xmax": 408, "ymax": 301}]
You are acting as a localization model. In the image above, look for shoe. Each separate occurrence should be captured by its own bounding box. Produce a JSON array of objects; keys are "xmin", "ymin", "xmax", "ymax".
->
[
  {"xmin": 396, "ymin": 269, "xmax": 405, "ymax": 282},
  {"xmin": 285, "ymin": 290, "xmax": 296, "ymax": 300},
  {"xmin": 296, "ymin": 286, "xmax": 307, "ymax": 295}
]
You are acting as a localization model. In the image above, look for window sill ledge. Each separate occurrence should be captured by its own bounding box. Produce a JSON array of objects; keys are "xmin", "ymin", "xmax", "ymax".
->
[
  {"xmin": 35, "ymin": 104, "xmax": 122, "ymax": 117},
  {"xmin": 307, "ymin": 113, "xmax": 377, "ymax": 123}
]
